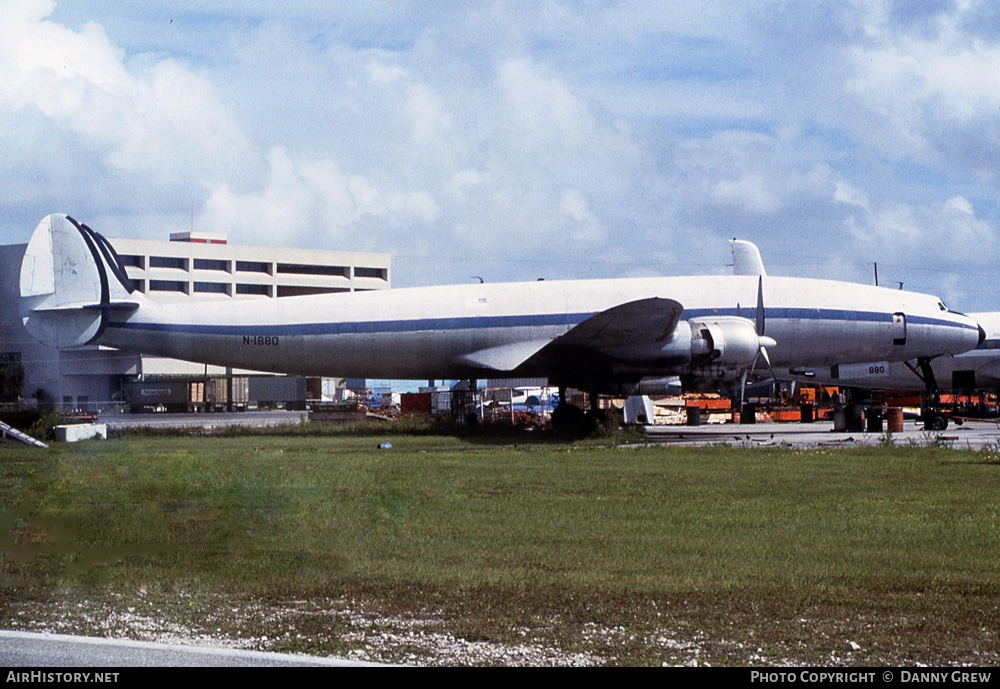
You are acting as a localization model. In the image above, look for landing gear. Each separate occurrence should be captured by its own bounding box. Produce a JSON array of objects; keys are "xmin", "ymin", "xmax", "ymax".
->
[
  {"xmin": 584, "ymin": 387, "xmax": 608, "ymax": 426},
  {"xmin": 551, "ymin": 401, "xmax": 585, "ymax": 433},
  {"xmin": 906, "ymin": 357, "xmax": 949, "ymax": 431},
  {"xmin": 550, "ymin": 386, "xmax": 611, "ymax": 435},
  {"xmin": 551, "ymin": 384, "xmax": 583, "ymax": 433}
]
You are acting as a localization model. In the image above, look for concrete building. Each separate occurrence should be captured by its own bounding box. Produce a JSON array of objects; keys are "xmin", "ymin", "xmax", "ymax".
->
[
  {"xmin": 113, "ymin": 231, "xmax": 389, "ymax": 302},
  {"xmin": 1, "ymin": 231, "xmax": 390, "ymax": 410}
]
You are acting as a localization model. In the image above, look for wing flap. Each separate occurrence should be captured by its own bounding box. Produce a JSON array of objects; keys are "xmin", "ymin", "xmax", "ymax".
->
[{"xmin": 456, "ymin": 339, "xmax": 554, "ymax": 371}]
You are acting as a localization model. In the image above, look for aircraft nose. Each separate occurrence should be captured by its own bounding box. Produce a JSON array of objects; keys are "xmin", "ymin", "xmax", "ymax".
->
[{"xmin": 939, "ymin": 313, "xmax": 984, "ymax": 356}]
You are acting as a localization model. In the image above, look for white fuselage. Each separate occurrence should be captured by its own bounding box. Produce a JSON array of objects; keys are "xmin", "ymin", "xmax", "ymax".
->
[{"xmin": 98, "ymin": 274, "xmax": 981, "ymax": 385}]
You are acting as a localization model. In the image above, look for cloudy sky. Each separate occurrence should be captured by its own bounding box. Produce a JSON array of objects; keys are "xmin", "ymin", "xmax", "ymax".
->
[{"xmin": 1, "ymin": 0, "xmax": 998, "ymax": 310}]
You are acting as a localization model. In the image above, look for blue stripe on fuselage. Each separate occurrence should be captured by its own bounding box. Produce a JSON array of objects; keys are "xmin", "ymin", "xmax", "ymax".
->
[
  {"xmin": 103, "ymin": 307, "xmax": 978, "ymax": 338},
  {"xmin": 106, "ymin": 312, "xmax": 586, "ymax": 336}
]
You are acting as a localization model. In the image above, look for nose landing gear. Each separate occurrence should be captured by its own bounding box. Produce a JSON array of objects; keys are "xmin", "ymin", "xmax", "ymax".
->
[{"xmin": 906, "ymin": 357, "xmax": 949, "ymax": 431}]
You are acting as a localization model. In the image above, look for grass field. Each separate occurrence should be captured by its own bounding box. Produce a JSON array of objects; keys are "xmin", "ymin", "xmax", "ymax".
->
[{"xmin": 2, "ymin": 431, "xmax": 999, "ymax": 665}]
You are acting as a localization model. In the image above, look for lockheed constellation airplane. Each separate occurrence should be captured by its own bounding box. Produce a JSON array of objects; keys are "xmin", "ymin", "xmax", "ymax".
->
[{"xmin": 19, "ymin": 214, "xmax": 985, "ymax": 415}]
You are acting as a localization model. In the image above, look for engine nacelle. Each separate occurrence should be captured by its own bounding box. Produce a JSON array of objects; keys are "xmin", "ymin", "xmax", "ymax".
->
[
  {"xmin": 656, "ymin": 320, "xmax": 695, "ymax": 363},
  {"xmin": 689, "ymin": 317, "xmax": 765, "ymax": 369},
  {"xmin": 654, "ymin": 317, "xmax": 768, "ymax": 372}
]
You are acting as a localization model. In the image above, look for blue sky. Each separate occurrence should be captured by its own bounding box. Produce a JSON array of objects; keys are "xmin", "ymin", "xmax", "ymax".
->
[{"xmin": 2, "ymin": 0, "xmax": 998, "ymax": 310}]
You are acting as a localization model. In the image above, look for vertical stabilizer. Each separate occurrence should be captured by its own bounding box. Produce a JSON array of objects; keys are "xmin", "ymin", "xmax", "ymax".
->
[
  {"xmin": 19, "ymin": 214, "xmax": 141, "ymax": 349},
  {"xmin": 731, "ymin": 239, "xmax": 767, "ymax": 277}
]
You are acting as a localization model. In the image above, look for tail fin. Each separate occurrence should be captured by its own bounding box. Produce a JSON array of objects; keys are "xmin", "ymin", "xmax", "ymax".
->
[
  {"xmin": 19, "ymin": 214, "xmax": 142, "ymax": 348},
  {"xmin": 730, "ymin": 239, "xmax": 767, "ymax": 277}
]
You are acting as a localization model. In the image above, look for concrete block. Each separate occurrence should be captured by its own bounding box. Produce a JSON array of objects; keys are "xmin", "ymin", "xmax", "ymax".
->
[{"xmin": 54, "ymin": 423, "xmax": 108, "ymax": 442}]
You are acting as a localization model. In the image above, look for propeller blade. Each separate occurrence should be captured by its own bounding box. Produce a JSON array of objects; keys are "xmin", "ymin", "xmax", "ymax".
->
[
  {"xmin": 748, "ymin": 342, "xmax": 776, "ymax": 382},
  {"xmin": 740, "ymin": 368, "xmax": 747, "ymax": 410},
  {"xmin": 756, "ymin": 275, "xmax": 765, "ymax": 336}
]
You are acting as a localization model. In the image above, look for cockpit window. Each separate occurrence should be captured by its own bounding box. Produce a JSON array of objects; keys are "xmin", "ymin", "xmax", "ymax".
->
[{"xmin": 938, "ymin": 301, "xmax": 947, "ymax": 311}]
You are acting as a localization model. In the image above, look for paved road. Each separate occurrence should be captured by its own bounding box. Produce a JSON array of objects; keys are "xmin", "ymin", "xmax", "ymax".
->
[
  {"xmin": 643, "ymin": 418, "xmax": 1000, "ymax": 450},
  {"xmin": 0, "ymin": 630, "xmax": 383, "ymax": 667},
  {"xmin": 95, "ymin": 410, "xmax": 1000, "ymax": 449}
]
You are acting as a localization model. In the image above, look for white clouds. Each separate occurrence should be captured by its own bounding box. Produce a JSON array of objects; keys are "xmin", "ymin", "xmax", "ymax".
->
[
  {"xmin": 367, "ymin": 61, "xmax": 407, "ymax": 87},
  {"xmin": 176, "ymin": 33, "xmax": 637, "ymax": 268},
  {"xmin": 841, "ymin": 193, "xmax": 998, "ymax": 277},
  {"xmin": 403, "ymin": 81, "xmax": 453, "ymax": 149},
  {"xmin": 445, "ymin": 168, "xmax": 483, "ymax": 199},
  {"xmin": 108, "ymin": 59, "xmax": 253, "ymax": 184},
  {"xmin": 2, "ymin": 1, "xmax": 999, "ymax": 310},
  {"xmin": 935, "ymin": 195, "xmax": 996, "ymax": 254},
  {"xmin": 202, "ymin": 146, "xmax": 441, "ymax": 248},
  {"xmin": 943, "ymin": 195, "xmax": 973, "ymax": 216},
  {"xmin": 834, "ymin": 180, "xmax": 871, "ymax": 213},
  {"xmin": 558, "ymin": 189, "xmax": 605, "ymax": 244},
  {"xmin": 0, "ymin": 0, "xmax": 254, "ymax": 211},
  {"xmin": 712, "ymin": 175, "xmax": 781, "ymax": 215},
  {"xmin": 844, "ymin": 2, "xmax": 1000, "ymax": 176},
  {"xmin": 499, "ymin": 58, "xmax": 597, "ymax": 153},
  {"xmin": 0, "ymin": 17, "xmax": 120, "ymax": 113}
]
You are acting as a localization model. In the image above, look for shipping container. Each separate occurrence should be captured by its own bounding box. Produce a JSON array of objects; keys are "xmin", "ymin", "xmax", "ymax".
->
[
  {"xmin": 248, "ymin": 376, "xmax": 307, "ymax": 410},
  {"xmin": 125, "ymin": 380, "xmax": 190, "ymax": 413}
]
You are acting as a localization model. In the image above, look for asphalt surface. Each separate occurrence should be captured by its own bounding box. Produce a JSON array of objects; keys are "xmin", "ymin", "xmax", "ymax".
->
[
  {"xmin": 0, "ymin": 630, "xmax": 383, "ymax": 667},
  {"xmin": 643, "ymin": 418, "xmax": 1000, "ymax": 450},
  {"xmin": 95, "ymin": 411, "xmax": 1000, "ymax": 449}
]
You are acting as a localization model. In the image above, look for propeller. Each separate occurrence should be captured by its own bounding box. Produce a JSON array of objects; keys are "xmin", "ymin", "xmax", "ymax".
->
[
  {"xmin": 752, "ymin": 275, "xmax": 773, "ymax": 370},
  {"xmin": 740, "ymin": 276, "xmax": 776, "ymax": 410}
]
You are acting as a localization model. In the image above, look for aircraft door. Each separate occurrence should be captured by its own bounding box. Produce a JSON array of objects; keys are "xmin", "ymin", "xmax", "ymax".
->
[{"xmin": 892, "ymin": 312, "xmax": 906, "ymax": 346}]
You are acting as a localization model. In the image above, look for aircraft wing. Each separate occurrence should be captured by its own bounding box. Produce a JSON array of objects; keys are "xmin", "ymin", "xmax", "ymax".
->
[
  {"xmin": 454, "ymin": 297, "xmax": 685, "ymax": 372},
  {"xmin": 552, "ymin": 297, "xmax": 685, "ymax": 352}
]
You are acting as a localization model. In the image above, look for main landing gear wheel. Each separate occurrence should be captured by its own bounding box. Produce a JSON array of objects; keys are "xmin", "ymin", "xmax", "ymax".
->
[
  {"xmin": 551, "ymin": 403, "xmax": 585, "ymax": 433},
  {"xmin": 924, "ymin": 412, "xmax": 948, "ymax": 431}
]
